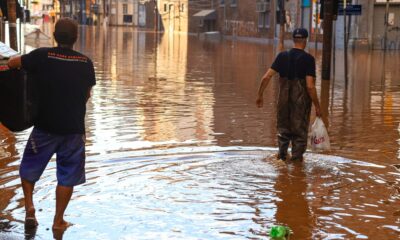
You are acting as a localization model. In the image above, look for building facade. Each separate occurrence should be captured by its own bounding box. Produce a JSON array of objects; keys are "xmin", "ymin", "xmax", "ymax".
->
[
  {"xmin": 58, "ymin": 0, "xmax": 98, "ymax": 24},
  {"xmin": 157, "ymin": 0, "xmax": 189, "ymax": 33},
  {"xmin": 158, "ymin": 0, "xmax": 320, "ymax": 42},
  {"xmin": 54, "ymin": 0, "xmax": 400, "ymax": 50},
  {"xmin": 371, "ymin": 0, "xmax": 400, "ymax": 50},
  {"xmin": 58, "ymin": 0, "xmax": 156, "ymax": 28},
  {"xmin": 109, "ymin": 0, "xmax": 136, "ymax": 26},
  {"xmin": 154, "ymin": 0, "xmax": 400, "ymax": 50},
  {"xmin": 217, "ymin": 0, "xmax": 274, "ymax": 39}
]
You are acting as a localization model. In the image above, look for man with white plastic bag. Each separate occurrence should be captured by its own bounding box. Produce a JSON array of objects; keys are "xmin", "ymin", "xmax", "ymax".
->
[
  {"xmin": 256, "ymin": 28, "xmax": 321, "ymax": 161},
  {"xmin": 310, "ymin": 117, "xmax": 331, "ymax": 151}
]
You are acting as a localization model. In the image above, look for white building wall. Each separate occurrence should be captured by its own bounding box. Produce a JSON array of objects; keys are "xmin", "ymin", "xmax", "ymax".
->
[{"xmin": 109, "ymin": 0, "xmax": 135, "ymax": 26}]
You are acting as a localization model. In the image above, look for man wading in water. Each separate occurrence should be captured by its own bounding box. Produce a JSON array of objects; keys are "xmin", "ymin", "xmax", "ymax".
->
[
  {"xmin": 256, "ymin": 28, "xmax": 321, "ymax": 161},
  {"xmin": 8, "ymin": 18, "xmax": 96, "ymax": 231}
]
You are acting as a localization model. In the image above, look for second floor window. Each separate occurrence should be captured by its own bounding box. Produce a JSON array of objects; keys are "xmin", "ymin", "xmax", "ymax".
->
[
  {"xmin": 123, "ymin": 4, "xmax": 128, "ymax": 14},
  {"xmin": 258, "ymin": 12, "xmax": 270, "ymax": 29}
]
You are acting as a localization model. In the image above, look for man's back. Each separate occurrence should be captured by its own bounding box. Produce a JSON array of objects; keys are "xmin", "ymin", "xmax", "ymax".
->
[
  {"xmin": 21, "ymin": 47, "xmax": 96, "ymax": 134},
  {"xmin": 271, "ymin": 48, "xmax": 316, "ymax": 80}
]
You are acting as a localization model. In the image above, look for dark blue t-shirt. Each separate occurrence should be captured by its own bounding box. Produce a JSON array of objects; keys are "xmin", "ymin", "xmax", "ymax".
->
[
  {"xmin": 21, "ymin": 47, "xmax": 96, "ymax": 134},
  {"xmin": 271, "ymin": 48, "xmax": 316, "ymax": 80}
]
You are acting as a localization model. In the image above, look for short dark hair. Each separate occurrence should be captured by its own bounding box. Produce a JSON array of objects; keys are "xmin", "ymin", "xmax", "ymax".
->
[
  {"xmin": 54, "ymin": 18, "xmax": 78, "ymax": 46},
  {"xmin": 293, "ymin": 38, "xmax": 307, "ymax": 44}
]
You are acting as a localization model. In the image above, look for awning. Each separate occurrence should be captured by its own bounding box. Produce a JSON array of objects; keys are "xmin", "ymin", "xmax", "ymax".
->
[{"xmin": 193, "ymin": 10, "xmax": 217, "ymax": 20}]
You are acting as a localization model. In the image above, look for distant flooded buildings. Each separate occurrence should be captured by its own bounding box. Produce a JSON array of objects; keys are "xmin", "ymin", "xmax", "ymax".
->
[{"xmin": 34, "ymin": 0, "xmax": 400, "ymax": 50}]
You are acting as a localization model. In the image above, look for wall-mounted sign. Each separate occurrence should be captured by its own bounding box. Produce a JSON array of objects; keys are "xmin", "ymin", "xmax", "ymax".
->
[
  {"xmin": 388, "ymin": 12, "xmax": 395, "ymax": 26},
  {"xmin": 338, "ymin": 4, "xmax": 362, "ymax": 15}
]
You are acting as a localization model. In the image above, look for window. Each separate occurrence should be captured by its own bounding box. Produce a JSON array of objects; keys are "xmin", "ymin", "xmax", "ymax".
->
[
  {"xmin": 258, "ymin": 12, "xmax": 270, "ymax": 29},
  {"xmin": 181, "ymin": 3, "xmax": 184, "ymax": 12},
  {"xmin": 123, "ymin": 15, "xmax": 133, "ymax": 23},
  {"xmin": 256, "ymin": 0, "xmax": 271, "ymax": 12},
  {"xmin": 164, "ymin": 3, "xmax": 167, "ymax": 12},
  {"xmin": 220, "ymin": 0, "xmax": 225, "ymax": 7},
  {"xmin": 264, "ymin": 11, "xmax": 270, "ymax": 28},
  {"xmin": 258, "ymin": 12, "xmax": 264, "ymax": 28},
  {"xmin": 122, "ymin": 4, "xmax": 128, "ymax": 14},
  {"xmin": 231, "ymin": 0, "xmax": 237, "ymax": 7}
]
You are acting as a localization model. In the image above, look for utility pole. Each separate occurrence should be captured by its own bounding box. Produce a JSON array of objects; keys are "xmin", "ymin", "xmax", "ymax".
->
[
  {"xmin": 153, "ymin": 0, "xmax": 158, "ymax": 32},
  {"xmin": 332, "ymin": 18, "xmax": 336, "ymax": 78},
  {"xmin": 314, "ymin": 0, "xmax": 319, "ymax": 52},
  {"xmin": 343, "ymin": 0, "xmax": 348, "ymax": 81},
  {"xmin": 278, "ymin": 0, "xmax": 285, "ymax": 51},
  {"xmin": 384, "ymin": 0, "xmax": 390, "ymax": 51},
  {"xmin": 7, "ymin": 0, "xmax": 18, "ymax": 51},
  {"xmin": 223, "ymin": 0, "xmax": 226, "ymax": 35},
  {"xmin": 1, "ymin": 16, "xmax": 4, "ymax": 43},
  {"xmin": 60, "ymin": 0, "xmax": 64, "ymax": 17},
  {"xmin": 70, "ymin": 0, "xmax": 74, "ymax": 18},
  {"xmin": 321, "ymin": 0, "xmax": 333, "ymax": 80}
]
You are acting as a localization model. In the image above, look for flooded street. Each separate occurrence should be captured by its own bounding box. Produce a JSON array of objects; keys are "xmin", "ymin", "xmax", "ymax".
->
[{"xmin": 0, "ymin": 26, "xmax": 399, "ymax": 239}]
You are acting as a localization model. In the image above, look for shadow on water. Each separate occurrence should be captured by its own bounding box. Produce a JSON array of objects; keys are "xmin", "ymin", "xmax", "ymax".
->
[{"xmin": 0, "ymin": 26, "xmax": 399, "ymax": 239}]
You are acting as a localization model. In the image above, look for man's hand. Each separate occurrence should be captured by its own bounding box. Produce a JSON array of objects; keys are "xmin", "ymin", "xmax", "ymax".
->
[
  {"xmin": 256, "ymin": 68, "xmax": 276, "ymax": 109},
  {"xmin": 256, "ymin": 96, "xmax": 263, "ymax": 108},
  {"xmin": 306, "ymin": 76, "xmax": 322, "ymax": 117},
  {"xmin": 8, "ymin": 56, "xmax": 22, "ymax": 69}
]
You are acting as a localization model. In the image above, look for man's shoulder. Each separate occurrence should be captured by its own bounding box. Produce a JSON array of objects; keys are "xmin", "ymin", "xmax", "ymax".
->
[
  {"xmin": 48, "ymin": 48, "xmax": 93, "ymax": 65},
  {"xmin": 70, "ymin": 50, "xmax": 93, "ymax": 64},
  {"xmin": 294, "ymin": 50, "xmax": 315, "ymax": 63},
  {"xmin": 303, "ymin": 51, "xmax": 315, "ymax": 61},
  {"xmin": 37, "ymin": 47, "xmax": 52, "ymax": 51},
  {"xmin": 275, "ymin": 51, "xmax": 289, "ymax": 60},
  {"xmin": 69, "ymin": 49, "xmax": 88, "ymax": 57},
  {"xmin": 25, "ymin": 47, "xmax": 51, "ymax": 56},
  {"xmin": 277, "ymin": 51, "xmax": 289, "ymax": 57}
]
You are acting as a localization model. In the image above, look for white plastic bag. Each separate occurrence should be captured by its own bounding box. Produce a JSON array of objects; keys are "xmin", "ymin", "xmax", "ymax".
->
[{"xmin": 310, "ymin": 117, "xmax": 331, "ymax": 151}]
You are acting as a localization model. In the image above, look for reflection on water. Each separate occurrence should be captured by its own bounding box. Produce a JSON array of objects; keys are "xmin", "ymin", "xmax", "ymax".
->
[
  {"xmin": 275, "ymin": 163, "xmax": 312, "ymax": 240},
  {"xmin": 0, "ymin": 26, "xmax": 399, "ymax": 239}
]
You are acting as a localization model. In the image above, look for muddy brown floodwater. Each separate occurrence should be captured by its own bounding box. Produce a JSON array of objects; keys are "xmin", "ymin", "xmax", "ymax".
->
[{"xmin": 0, "ymin": 26, "xmax": 399, "ymax": 239}]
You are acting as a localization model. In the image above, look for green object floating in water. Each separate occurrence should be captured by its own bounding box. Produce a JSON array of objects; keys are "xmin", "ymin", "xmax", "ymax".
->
[{"xmin": 269, "ymin": 225, "xmax": 291, "ymax": 239}]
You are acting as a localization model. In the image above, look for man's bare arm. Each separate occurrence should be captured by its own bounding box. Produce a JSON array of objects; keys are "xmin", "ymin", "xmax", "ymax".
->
[
  {"xmin": 7, "ymin": 56, "xmax": 22, "ymax": 69},
  {"xmin": 86, "ymin": 87, "xmax": 92, "ymax": 102},
  {"xmin": 306, "ymin": 75, "xmax": 321, "ymax": 116},
  {"xmin": 256, "ymin": 68, "xmax": 277, "ymax": 108},
  {"xmin": 257, "ymin": 68, "xmax": 277, "ymax": 97}
]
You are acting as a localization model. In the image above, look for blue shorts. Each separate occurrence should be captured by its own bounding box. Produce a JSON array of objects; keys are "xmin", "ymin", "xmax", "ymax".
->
[{"xmin": 20, "ymin": 128, "xmax": 86, "ymax": 187}]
